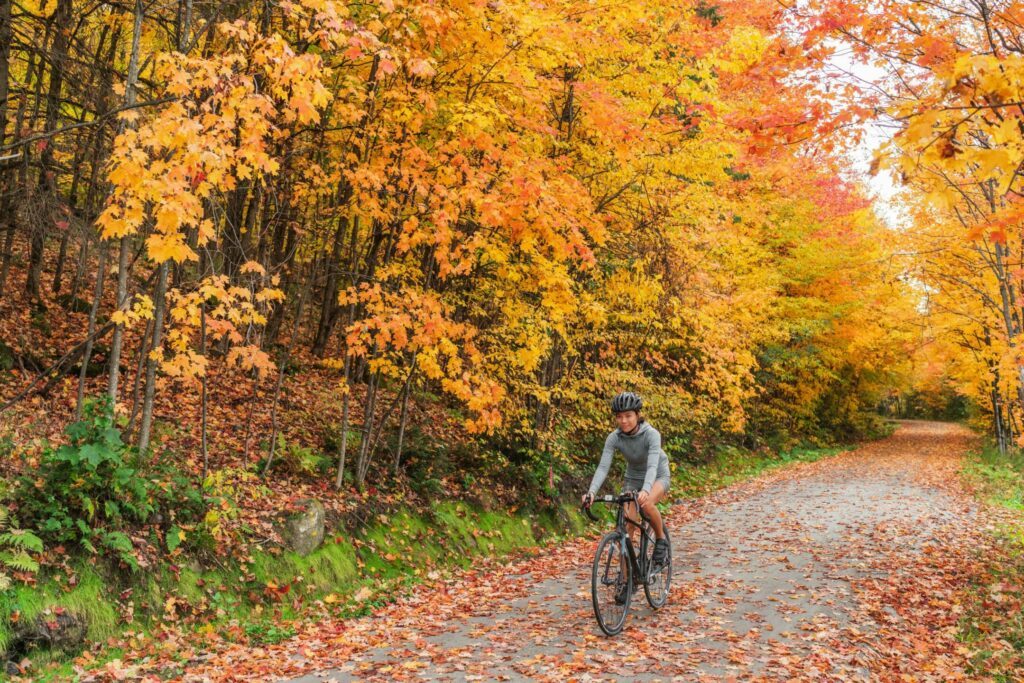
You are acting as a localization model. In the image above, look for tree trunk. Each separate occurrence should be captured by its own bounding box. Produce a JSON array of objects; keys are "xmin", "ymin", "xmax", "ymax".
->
[
  {"xmin": 262, "ymin": 264, "xmax": 313, "ymax": 476},
  {"xmin": 393, "ymin": 367, "xmax": 415, "ymax": 473},
  {"xmin": 29, "ymin": 0, "xmax": 75, "ymax": 302},
  {"xmin": 334, "ymin": 295, "xmax": 360, "ymax": 490},
  {"xmin": 200, "ymin": 302, "xmax": 209, "ymax": 479},
  {"xmin": 312, "ymin": 213, "xmax": 352, "ymax": 356},
  {"xmin": 0, "ymin": 0, "xmax": 10, "ymax": 158},
  {"xmin": 220, "ymin": 182, "xmax": 252, "ymax": 277},
  {"xmin": 334, "ymin": 353, "xmax": 353, "ymax": 491},
  {"xmin": 68, "ymin": 235, "xmax": 89, "ymax": 303},
  {"xmin": 106, "ymin": 0, "xmax": 145, "ymax": 404},
  {"xmin": 75, "ymin": 246, "xmax": 106, "ymax": 417},
  {"xmin": 0, "ymin": 20, "xmax": 48, "ymax": 296},
  {"xmin": 0, "ymin": 0, "xmax": 12, "ymax": 296},
  {"xmin": 137, "ymin": 263, "xmax": 168, "ymax": 456},
  {"xmin": 127, "ymin": 316, "xmax": 152, "ymax": 435},
  {"xmin": 107, "ymin": 238, "xmax": 131, "ymax": 402},
  {"xmin": 355, "ymin": 368, "xmax": 381, "ymax": 486},
  {"xmin": 52, "ymin": 230, "xmax": 70, "ymax": 294}
]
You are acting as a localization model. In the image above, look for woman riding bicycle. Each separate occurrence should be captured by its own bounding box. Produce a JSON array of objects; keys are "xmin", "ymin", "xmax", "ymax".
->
[{"xmin": 581, "ymin": 392, "xmax": 670, "ymax": 603}]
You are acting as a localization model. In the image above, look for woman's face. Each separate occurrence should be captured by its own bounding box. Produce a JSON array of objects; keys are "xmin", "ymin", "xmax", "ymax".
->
[{"xmin": 615, "ymin": 410, "xmax": 639, "ymax": 433}]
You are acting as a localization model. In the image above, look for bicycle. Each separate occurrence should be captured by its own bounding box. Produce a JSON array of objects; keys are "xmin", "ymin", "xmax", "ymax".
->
[{"xmin": 583, "ymin": 491, "xmax": 672, "ymax": 636}]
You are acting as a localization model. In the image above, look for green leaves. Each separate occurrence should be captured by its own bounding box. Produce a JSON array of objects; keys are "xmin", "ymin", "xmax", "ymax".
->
[
  {"xmin": 0, "ymin": 551, "xmax": 39, "ymax": 574},
  {"xmin": 0, "ymin": 530, "xmax": 44, "ymax": 554},
  {"xmin": 15, "ymin": 397, "xmax": 204, "ymax": 570},
  {"xmin": 166, "ymin": 525, "xmax": 185, "ymax": 553},
  {"xmin": 79, "ymin": 443, "xmax": 104, "ymax": 468},
  {"xmin": 0, "ymin": 505, "xmax": 42, "ymax": 590},
  {"xmin": 104, "ymin": 531, "xmax": 137, "ymax": 569}
]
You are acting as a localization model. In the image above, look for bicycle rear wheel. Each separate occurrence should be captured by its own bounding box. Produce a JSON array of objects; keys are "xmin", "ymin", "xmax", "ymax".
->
[
  {"xmin": 591, "ymin": 531, "xmax": 632, "ymax": 636},
  {"xmin": 644, "ymin": 526, "xmax": 671, "ymax": 609}
]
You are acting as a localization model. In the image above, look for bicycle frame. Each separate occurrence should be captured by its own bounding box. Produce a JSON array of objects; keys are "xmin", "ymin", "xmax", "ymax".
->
[{"xmin": 591, "ymin": 493, "xmax": 657, "ymax": 584}]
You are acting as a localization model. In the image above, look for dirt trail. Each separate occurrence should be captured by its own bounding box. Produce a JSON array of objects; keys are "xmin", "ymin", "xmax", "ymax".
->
[{"xmin": 168, "ymin": 421, "xmax": 999, "ymax": 681}]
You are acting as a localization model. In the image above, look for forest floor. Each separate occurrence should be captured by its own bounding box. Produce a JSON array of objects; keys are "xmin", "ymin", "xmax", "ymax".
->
[{"xmin": 67, "ymin": 420, "xmax": 1024, "ymax": 682}]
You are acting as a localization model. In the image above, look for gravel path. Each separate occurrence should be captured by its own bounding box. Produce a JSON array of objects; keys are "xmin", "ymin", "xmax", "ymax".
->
[{"xmin": 274, "ymin": 421, "xmax": 988, "ymax": 682}]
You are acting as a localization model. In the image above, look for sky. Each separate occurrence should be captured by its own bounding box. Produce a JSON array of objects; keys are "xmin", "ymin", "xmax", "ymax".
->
[{"xmin": 826, "ymin": 45, "xmax": 910, "ymax": 230}]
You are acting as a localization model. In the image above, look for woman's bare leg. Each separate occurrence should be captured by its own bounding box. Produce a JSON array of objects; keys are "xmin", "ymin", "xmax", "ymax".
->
[
  {"xmin": 640, "ymin": 480, "xmax": 668, "ymax": 540},
  {"xmin": 619, "ymin": 484, "xmax": 668, "ymax": 576}
]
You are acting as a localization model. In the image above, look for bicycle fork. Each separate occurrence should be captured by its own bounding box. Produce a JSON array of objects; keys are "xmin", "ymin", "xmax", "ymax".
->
[
  {"xmin": 621, "ymin": 534, "xmax": 644, "ymax": 585},
  {"xmin": 599, "ymin": 534, "xmax": 634, "ymax": 590}
]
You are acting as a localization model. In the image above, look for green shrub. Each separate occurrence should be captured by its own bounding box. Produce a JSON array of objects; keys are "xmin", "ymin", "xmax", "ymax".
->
[
  {"xmin": 197, "ymin": 466, "xmax": 270, "ymax": 552},
  {"xmin": 16, "ymin": 398, "xmax": 203, "ymax": 568},
  {"xmin": 259, "ymin": 434, "xmax": 332, "ymax": 477}
]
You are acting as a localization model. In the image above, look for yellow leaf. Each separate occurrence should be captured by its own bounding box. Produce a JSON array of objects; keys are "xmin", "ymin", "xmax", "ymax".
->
[
  {"xmin": 147, "ymin": 233, "xmax": 197, "ymax": 264},
  {"xmin": 240, "ymin": 260, "xmax": 266, "ymax": 276}
]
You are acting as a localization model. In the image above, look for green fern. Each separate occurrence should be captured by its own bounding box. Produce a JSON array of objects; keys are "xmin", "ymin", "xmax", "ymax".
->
[
  {"xmin": 0, "ymin": 530, "xmax": 44, "ymax": 553},
  {"xmin": 0, "ymin": 551, "xmax": 39, "ymax": 573},
  {"xmin": 0, "ymin": 508, "xmax": 43, "ymax": 590}
]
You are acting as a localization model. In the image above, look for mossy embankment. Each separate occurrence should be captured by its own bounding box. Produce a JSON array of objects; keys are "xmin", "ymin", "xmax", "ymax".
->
[{"xmin": 0, "ymin": 498, "xmax": 588, "ymax": 680}]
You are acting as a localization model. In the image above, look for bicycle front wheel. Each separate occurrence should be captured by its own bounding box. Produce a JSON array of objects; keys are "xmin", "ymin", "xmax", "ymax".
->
[
  {"xmin": 644, "ymin": 526, "xmax": 672, "ymax": 609},
  {"xmin": 591, "ymin": 531, "xmax": 632, "ymax": 636}
]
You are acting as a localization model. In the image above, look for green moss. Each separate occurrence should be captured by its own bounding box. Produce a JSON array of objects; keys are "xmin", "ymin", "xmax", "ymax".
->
[
  {"xmin": 176, "ymin": 567, "xmax": 206, "ymax": 604},
  {"xmin": 474, "ymin": 510, "xmax": 534, "ymax": 554},
  {"xmin": 304, "ymin": 540, "xmax": 359, "ymax": 591},
  {"xmin": 135, "ymin": 572, "xmax": 165, "ymax": 613},
  {"xmin": 58, "ymin": 570, "xmax": 118, "ymax": 643},
  {"xmin": 0, "ymin": 583, "xmax": 45, "ymax": 655},
  {"xmin": 249, "ymin": 539, "xmax": 359, "ymax": 597},
  {"xmin": 430, "ymin": 501, "xmax": 478, "ymax": 556},
  {"xmin": 0, "ymin": 567, "xmax": 118, "ymax": 659},
  {"xmin": 567, "ymin": 504, "xmax": 588, "ymax": 534}
]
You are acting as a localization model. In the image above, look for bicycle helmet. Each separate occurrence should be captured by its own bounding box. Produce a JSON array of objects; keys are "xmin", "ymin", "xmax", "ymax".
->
[{"xmin": 610, "ymin": 391, "xmax": 643, "ymax": 414}]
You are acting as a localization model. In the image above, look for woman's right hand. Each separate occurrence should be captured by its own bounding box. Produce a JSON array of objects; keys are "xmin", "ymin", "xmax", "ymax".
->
[{"xmin": 581, "ymin": 492, "xmax": 594, "ymax": 507}]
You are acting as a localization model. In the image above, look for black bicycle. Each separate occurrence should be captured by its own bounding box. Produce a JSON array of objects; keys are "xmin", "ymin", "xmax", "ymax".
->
[{"xmin": 583, "ymin": 491, "xmax": 672, "ymax": 636}]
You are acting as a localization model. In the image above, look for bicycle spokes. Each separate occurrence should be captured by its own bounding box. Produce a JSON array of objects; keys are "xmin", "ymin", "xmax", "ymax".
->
[
  {"xmin": 601, "ymin": 539, "xmax": 618, "ymax": 586},
  {"xmin": 592, "ymin": 532, "xmax": 631, "ymax": 635},
  {"xmin": 643, "ymin": 531, "xmax": 672, "ymax": 609}
]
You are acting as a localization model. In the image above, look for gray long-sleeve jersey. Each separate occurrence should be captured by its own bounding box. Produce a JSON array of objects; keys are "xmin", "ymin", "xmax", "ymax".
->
[{"xmin": 587, "ymin": 421, "xmax": 670, "ymax": 496}]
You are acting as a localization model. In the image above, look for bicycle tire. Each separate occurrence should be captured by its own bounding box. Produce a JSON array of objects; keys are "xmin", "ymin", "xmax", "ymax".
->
[
  {"xmin": 644, "ymin": 525, "xmax": 672, "ymax": 609},
  {"xmin": 591, "ymin": 530, "xmax": 632, "ymax": 636}
]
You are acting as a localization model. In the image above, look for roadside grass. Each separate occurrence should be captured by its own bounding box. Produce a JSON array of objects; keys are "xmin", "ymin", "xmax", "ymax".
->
[{"xmin": 958, "ymin": 443, "xmax": 1024, "ymax": 680}]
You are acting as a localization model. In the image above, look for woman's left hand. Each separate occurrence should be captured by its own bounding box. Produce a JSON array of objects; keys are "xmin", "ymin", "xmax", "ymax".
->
[{"xmin": 636, "ymin": 490, "xmax": 649, "ymax": 506}]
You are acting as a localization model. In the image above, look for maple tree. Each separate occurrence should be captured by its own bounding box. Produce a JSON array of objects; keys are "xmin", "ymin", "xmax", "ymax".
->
[{"xmin": 796, "ymin": 0, "xmax": 1024, "ymax": 449}]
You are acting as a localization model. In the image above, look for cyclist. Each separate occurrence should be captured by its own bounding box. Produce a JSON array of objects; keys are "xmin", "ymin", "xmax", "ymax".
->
[{"xmin": 581, "ymin": 391, "xmax": 671, "ymax": 604}]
